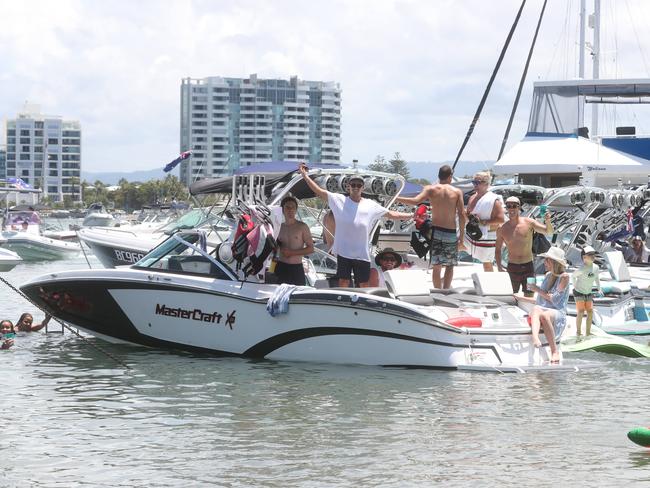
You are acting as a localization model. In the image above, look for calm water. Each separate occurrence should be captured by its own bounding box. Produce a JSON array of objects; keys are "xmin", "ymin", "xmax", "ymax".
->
[{"xmin": 2, "ymin": 255, "xmax": 650, "ymax": 487}]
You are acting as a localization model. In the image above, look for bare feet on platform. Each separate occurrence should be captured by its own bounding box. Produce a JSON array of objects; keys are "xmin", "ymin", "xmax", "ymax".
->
[{"xmin": 550, "ymin": 352, "xmax": 561, "ymax": 364}]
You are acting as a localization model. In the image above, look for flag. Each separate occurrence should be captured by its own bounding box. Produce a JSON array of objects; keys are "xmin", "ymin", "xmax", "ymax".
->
[
  {"xmin": 6, "ymin": 177, "xmax": 32, "ymax": 190},
  {"xmin": 163, "ymin": 150, "xmax": 192, "ymax": 173},
  {"xmin": 626, "ymin": 208, "xmax": 634, "ymax": 233}
]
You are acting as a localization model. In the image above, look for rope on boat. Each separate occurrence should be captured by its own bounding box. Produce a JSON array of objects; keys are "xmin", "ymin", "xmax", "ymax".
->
[
  {"xmin": 0, "ymin": 274, "xmax": 131, "ymax": 370},
  {"xmin": 76, "ymin": 230, "xmax": 94, "ymax": 269},
  {"xmin": 452, "ymin": 0, "xmax": 527, "ymax": 170},
  {"xmin": 497, "ymin": 0, "xmax": 549, "ymax": 160}
]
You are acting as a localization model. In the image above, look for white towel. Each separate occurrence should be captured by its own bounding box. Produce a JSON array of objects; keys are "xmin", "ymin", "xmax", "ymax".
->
[
  {"xmin": 471, "ymin": 191, "xmax": 501, "ymax": 236},
  {"xmin": 266, "ymin": 284, "xmax": 309, "ymax": 317},
  {"xmin": 466, "ymin": 191, "xmax": 503, "ymax": 262}
]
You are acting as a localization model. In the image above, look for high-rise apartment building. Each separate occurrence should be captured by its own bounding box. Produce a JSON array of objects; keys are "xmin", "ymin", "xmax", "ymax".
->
[
  {"xmin": 179, "ymin": 74, "xmax": 341, "ymax": 183},
  {"xmin": 0, "ymin": 147, "xmax": 6, "ymax": 180},
  {"xmin": 4, "ymin": 104, "xmax": 82, "ymax": 203}
]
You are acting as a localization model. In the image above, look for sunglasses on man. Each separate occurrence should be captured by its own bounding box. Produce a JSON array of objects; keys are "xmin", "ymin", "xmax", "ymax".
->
[
  {"xmin": 472, "ymin": 180, "xmax": 487, "ymax": 186},
  {"xmin": 505, "ymin": 203, "xmax": 520, "ymax": 209},
  {"xmin": 349, "ymin": 183, "xmax": 364, "ymax": 189}
]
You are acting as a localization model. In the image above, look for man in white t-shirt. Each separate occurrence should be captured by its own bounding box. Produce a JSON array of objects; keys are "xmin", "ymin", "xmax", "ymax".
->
[{"xmin": 299, "ymin": 163, "xmax": 412, "ymax": 287}]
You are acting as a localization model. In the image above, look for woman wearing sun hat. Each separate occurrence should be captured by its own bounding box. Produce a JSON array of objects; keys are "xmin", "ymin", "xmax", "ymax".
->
[
  {"xmin": 526, "ymin": 246, "xmax": 570, "ymax": 363},
  {"xmin": 368, "ymin": 248, "xmax": 403, "ymax": 287}
]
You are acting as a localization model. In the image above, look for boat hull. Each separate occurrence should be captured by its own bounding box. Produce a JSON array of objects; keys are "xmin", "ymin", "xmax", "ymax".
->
[
  {"xmin": 20, "ymin": 270, "xmax": 554, "ymax": 369},
  {"xmin": 1, "ymin": 233, "xmax": 81, "ymax": 261}
]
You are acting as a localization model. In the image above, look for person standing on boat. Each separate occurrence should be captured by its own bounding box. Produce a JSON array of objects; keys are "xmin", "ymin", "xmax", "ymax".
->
[
  {"xmin": 495, "ymin": 196, "xmax": 553, "ymax": 296},
  {"xmin": 395, "ymin": 165, "xmax": 466, "ymax": 289},
  {"xmin": 525, "ymin": 247, "xmax": 570, "ymax": 363},
  {"xmin": 299, "ymin": 163, "xmax": 412, "ymax": 288},
  {"xmin": 275, "ymin": 196, "xmax": 314, "ymax": 286},
  {"xmin": 572, "ymin": 246, "xmax": 600, "ymax": 337},
  {"xmin": 464, "ymin": 171, "xmax": 505, "ymax": 265}
]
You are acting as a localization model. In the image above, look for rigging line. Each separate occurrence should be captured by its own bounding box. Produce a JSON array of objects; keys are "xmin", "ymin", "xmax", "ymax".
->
[
  {"xmin": 0, "ymin": 274, "xmax": 131, "ymax": 371},
  {"xmin": 624, "ymin": 0, "xmax": 650, "ymax": 77},
  {"xmin": 451, "ymin": 0, "xmax": 527, "ymax": 171},
  {"xmin": 498, "ymin": 0, "xmax": 549, "ymax": 160}
]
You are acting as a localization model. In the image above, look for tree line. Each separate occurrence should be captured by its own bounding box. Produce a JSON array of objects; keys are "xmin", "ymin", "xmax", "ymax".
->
[
  {"xmin": 367, "ymin": 152, "xmax": 431, "ymax": 185},
  {"xmin": 41, "ymin": 175, "xmax": 189, "ymax": 210}
]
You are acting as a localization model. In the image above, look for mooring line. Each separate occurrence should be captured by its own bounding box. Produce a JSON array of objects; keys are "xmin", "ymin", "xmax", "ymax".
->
[{"xmin": 0, "ymin": 274, "xmax": 131, "ymax": 370}]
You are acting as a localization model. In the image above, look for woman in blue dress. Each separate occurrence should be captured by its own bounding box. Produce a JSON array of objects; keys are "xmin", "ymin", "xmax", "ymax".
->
[{"xmin": 526, "ymin": 247, "xmax": 570, "ymax": 363}]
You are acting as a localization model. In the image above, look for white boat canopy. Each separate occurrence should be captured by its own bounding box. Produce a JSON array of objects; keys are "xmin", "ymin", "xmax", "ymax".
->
[{"xmin": 494, "ymin": 134, "xmax": 650, "ymax": 175}]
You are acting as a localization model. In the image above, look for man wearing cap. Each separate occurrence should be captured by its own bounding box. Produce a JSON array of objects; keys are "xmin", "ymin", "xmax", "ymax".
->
[
  {"xmin": 368, "ymin": 248, "xmax": 403, "ymax": 287},
  {"xmin": 572, "ymin": 246, "xmax": 600, "ymax": 337},
  {"xmin": 299, "ymin": 163, "xmax": 412, "ymax": 287},
  {"xmin": 624, "ymin": 235, "xmax": 650, "ymax": 263},
  {"xmin": 395, "ymin": 165, "xmax": 466, "ymax": 289},
  {"xmin": 495, "ymin": 196, "xmax": 553, "ymax": 296}
]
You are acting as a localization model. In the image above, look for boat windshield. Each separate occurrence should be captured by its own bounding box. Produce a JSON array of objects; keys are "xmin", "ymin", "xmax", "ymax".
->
[{"xmin": 133, "ymin": 232, "xmax": 234, "ymax": 280}]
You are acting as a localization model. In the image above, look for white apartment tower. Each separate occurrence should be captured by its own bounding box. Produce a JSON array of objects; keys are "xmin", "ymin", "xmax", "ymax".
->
[
  {"xmin": 179, "ymin": 74, "xmax": 341, "ymax": 183},
  {"xmin": 4, "ymin": 104, "xmax": 82, "ymax": 203}
]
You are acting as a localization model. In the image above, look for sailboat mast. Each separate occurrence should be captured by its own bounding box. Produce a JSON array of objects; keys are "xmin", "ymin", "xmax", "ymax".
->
[
  {"xmin": 591, "ymin": 0, "xmax": 601, "ymax": 137},
  {"xmin": 579, "ymin": 0, "xmax": 586, "ymax": 78}
]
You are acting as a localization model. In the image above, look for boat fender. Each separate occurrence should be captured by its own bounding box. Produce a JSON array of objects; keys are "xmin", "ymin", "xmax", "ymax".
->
[
  {"xmin": 446, "ymin": 316, "xmax": 482, "ymax": 328},
  {"xmin": 627, "ymin": 427, "xmax": 650, "ymax": 447}
]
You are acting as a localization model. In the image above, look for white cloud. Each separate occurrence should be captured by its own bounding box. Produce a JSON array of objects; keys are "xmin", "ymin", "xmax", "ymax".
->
[{"xmin": 1, "ymin": 0, "xmax": 650, "ymax": 172}]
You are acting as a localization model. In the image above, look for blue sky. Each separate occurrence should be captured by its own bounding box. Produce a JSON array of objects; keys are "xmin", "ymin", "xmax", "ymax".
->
[{"xmin": 2, "ymin": 0, "xmax": 650, "ymax": 172}]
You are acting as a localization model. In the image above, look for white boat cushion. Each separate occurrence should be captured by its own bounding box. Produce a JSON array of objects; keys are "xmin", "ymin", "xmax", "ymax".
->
[
  {"xmin": 384, "ymin": 269, "xmax": 430, "ymax": 297},
  {"xmin": 472, "ymin": 271, "xmax": 514, "ymax": 296},
  {"xmin": 604, "ymin": 251, "xmax": 631, "ymax": 282}
]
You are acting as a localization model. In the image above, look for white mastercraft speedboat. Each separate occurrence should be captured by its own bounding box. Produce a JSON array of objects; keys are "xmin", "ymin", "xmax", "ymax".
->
[{"xmin": 20, "ymin": 167, "xmax": 572, "ymax": 371}]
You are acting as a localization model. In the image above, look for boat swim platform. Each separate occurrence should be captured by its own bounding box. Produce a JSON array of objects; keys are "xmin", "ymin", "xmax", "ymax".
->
[{"xmin": 457, "ymin": 360, "xmax": 600, "ymax": 374}]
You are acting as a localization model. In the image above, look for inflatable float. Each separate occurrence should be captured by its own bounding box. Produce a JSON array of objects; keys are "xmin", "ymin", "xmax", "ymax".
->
[{"xmin": 628, "ymin": 427, "xmax": 650, "ymax": 447}]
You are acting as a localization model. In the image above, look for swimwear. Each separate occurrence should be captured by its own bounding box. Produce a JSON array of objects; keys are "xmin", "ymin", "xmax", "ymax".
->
[
  {"xmin": 336, "ymin": 255, "xmax": 371, "ymax": 284},
  {"xmin": 275, "ymin": 261, "xmax": 306, "ymax": 286},
  {"xmin": 507, "ymin": 261, "xmax": 535, "ymax": 295},
  {"xmin": 573, "ymin": 290, "xmax": 593, "ymax": 303},
  {"xmin": 430, "ymin": 225, "xmax": 458, "ymax": 266}
]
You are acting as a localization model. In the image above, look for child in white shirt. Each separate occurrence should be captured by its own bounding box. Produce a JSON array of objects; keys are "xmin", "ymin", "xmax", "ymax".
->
[{"xmin": 572, "ymin": 246, "xmax": 601, "ymax": 337}]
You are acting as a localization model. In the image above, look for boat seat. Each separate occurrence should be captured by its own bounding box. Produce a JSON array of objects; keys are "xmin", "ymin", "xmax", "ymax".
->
[
  {"xmin": 430, "ymin": 294, "xmax": 462, "ymax": 308},
  {"xmin": 329, "ymin": 287, "xmax": 393, "ymax": 299},
  {"xmin": 471, "ymin": 272, "xmax": 514, "ymax": 296},
  {"xmin": 168, "ymin": 255, "xmax": 230, "ymax": 279},
  {"xmin": 445, "ymin": 294, "xmax": 515, "ymax": 306},
  {"xmin": 384, "ymin": 269, "xmax": 435, "ymax": 306}
]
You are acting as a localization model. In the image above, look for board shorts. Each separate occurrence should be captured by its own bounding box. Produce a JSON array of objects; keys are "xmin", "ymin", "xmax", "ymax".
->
[
  {"xmin": 573, "ymin": 290, "xmax": 593, "ymax": 303},
  {"xmin": 337, "ymin": 255, "xmax": 371, "ymax": 284},
  {"xmin": 507, "ymin": 261, "xmax": 535, "ymax": 295},
  {"xmin": 429, "ymin": 226, "xmax": 458, "ymax": 266},
  {"xmin": 275, "ymin": 261, "xmax": 306, "ymax": 286}
]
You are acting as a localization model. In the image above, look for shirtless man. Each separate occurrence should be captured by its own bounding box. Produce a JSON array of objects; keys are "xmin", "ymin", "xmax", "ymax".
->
[
  {"xmin": 275, "ymin": 196, "xmax": 314, "ymax": 286},
  {"xmin": 396, "ymin": 165, "xmax": 466, "ymax": 289},
  {"xmin": 495, "ymin": 196, "xmax": 553, "ymax": 295},
  {"xmin": 299, "ymin": 163, "xmax": 412, "ymax": 287}
]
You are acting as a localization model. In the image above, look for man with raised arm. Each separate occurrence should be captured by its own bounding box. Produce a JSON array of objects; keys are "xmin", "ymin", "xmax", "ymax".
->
[
  {"xmin": 298, "ymin": 163, "xmax": 412, "ymax": 288},
  {"xmin": 495, "ymin": 196, "xmax": 554, "ymax": 296},
  {"xmin": 395, "ymin": 165, "xmax": 466, "ymax": 289}
]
